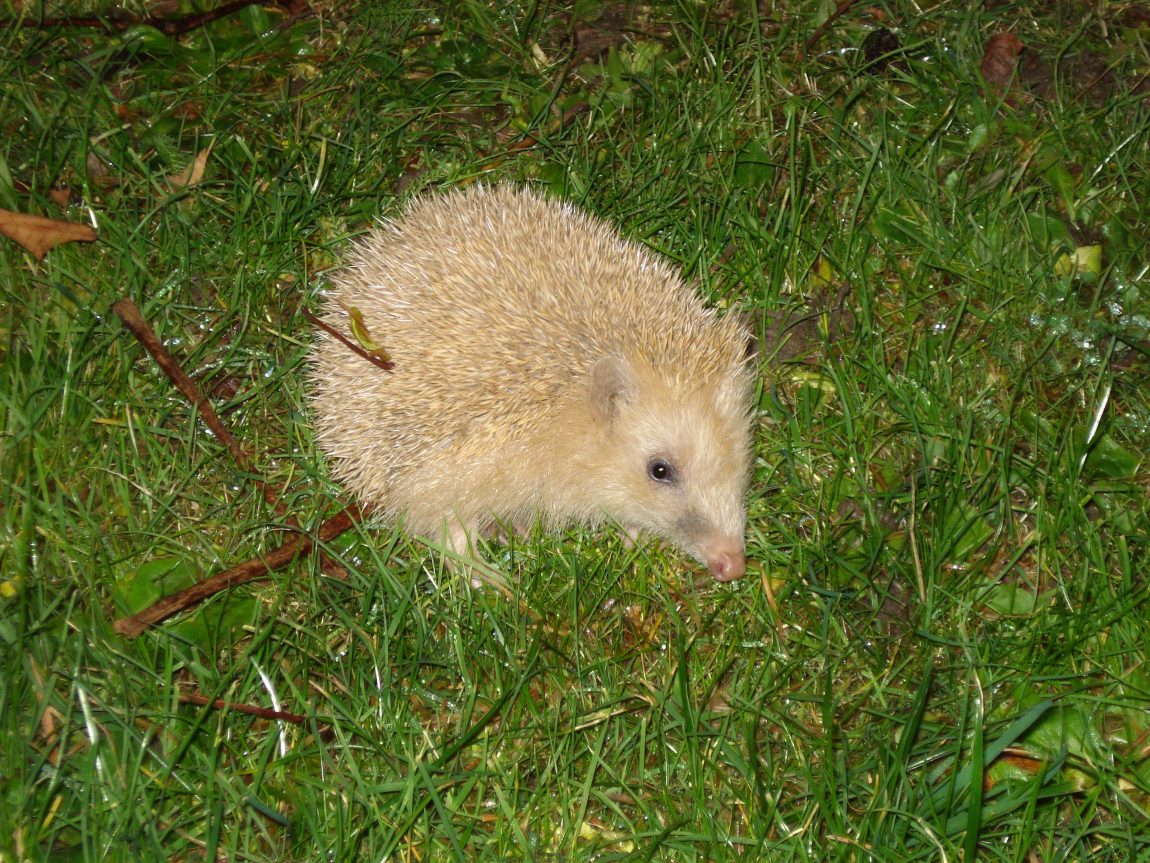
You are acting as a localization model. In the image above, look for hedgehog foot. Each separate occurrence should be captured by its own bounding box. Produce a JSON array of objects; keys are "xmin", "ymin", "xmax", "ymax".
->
[{"xmin": 444, "ymin": 520, "xmax": 513, "ymax": 597}]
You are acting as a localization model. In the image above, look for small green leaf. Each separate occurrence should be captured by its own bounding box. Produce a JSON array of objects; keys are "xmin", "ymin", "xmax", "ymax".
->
[
  {"xmin": 170, "ymin": 593, "xmax": 257, "ymax": 646},
  {"xmin": 1042, "ymin": 159, "xmax": 1079, "ymax": 221},
  {"xmin": 966, "ymin": 123, "xmax": 989, "ymax": 153},
  {"xmin": 1081, "ymin": 432, "xmax": 1140, "ymax": 479},
  {"xmin": 113, "ymin": 557, "xmax": 202, "ymax": 615},
  {"xmin": 805, "ymin": 256, "xmax": 835, "ymax": 291},
  {"xmin": 1013, "ymin": 409, "xmax": 1140, "ymax": 480},
  {"xmin": 239, "ymin": 2, "xmax": 275, "ymax": 35},
  {"xmin": 976, "ymin": 580, "xmax": 1051, "ymax": 616},
  {"xmin": 788, "ymin": 368, "xmax": 837, "ymax": 394},
  {"xmin": 1025, "ymin": 705, "xmax": 1106, "ymax": 764},
  {"xmin": 733, "ymin": 139, "xmax": 774, "ymax": 188},
  {"xmin": 1025, "ymin": 210, "xmax": 1073, "ymax": 250},
  {"xmin": 940, "ymin": 500, "xmax": 995, "ymax": 563},
  {"xmin": 1053, "ymin": 244, "xmax": 1102, "ymax": 279}
]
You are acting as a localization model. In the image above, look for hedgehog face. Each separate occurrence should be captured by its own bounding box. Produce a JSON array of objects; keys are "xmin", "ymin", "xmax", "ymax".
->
[{"xmin": 587, "ymin": 356, "xmax": 753, "ymax": 581}]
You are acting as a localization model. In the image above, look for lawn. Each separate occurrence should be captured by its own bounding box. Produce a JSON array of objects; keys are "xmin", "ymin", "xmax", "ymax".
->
[{"xmin": 1, "ymin": 1, "xmax": 1148, "ymax": 860}]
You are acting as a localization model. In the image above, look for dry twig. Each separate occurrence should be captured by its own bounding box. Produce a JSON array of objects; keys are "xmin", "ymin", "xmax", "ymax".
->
[
  {"xmin": 111, "ymin": 298, "xmax": 362, "ymax": 637},
  {"xmin": 179, "ymin": 692, "xmax": 309, "ymax": 724},
  {"xmin": 112, "ymin": 299, "xmax": 287, "ymax": 516},
  {"xmin": 802, "ymin": 0, "xmax": 860, "ymax": 59},
  {"xmin": 113, "ymin": 505, "xmax": 361, "ymax": 638},
  {"xmin": 304, "ymin": 309, "xmax": 395, "ymax": 372}
]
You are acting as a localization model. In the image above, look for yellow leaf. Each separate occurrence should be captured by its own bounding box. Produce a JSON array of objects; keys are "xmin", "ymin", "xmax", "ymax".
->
[
  {"xmin": 1054, "ymin": 244, "xmax": 1102, "ymax": 278},
  {"xmin": 347, "ymin": 306, "xmax": 393, "ymax": 363}
]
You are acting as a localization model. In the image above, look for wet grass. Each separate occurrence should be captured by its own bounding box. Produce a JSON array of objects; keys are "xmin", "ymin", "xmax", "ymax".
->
[{"xmin": 1, "ymin": 1, "xmax": 1148, "ymax": 860}]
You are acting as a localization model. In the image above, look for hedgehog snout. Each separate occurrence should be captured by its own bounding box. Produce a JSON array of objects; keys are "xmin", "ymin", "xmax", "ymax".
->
[{"xmin": 698, "ymin": 537, "xmax": 746, "ymax": 582}]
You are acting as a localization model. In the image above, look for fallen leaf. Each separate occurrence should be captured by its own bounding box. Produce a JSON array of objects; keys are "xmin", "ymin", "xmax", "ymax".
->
[
  {"xmin": 986, "ymin": 749, "xmax": 1046, "ymax": 790},
  {"xmin": 861, "ymin": 27, "xmax": 903, "ymax": 74},
  {"xmin": 48, "ymin": 187, "xmax": 74, "ymax": 208},
  {"xmin": 86, "ymin": 149, "xmax": 120, "ymax": 188},
  {"xmin": 346, "ymin": 305, "xmax": 393, "ymax": 363},
  {"xmin": 0, "ymin": 208, "xmax": 97, "ymax": 260},
  {"xmin": 167, "ymin": 144, "xmax": 213, "ymax": 189},
  {"xmin": 1054, "ymin": 244, "xmax": 1102, "ymax": 279},
  {"xmin": 980, "ymin": 31, "xmax": 1023, "ymax": 88},
  {"xmin": 0, "ymin": 574, "xmax": 25, "ymax": 598}
]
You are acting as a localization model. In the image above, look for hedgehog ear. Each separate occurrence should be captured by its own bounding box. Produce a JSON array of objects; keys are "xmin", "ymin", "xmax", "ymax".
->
[{"xmin": 589, "ymin": 355, "xmax": 635, "ymax": 423}]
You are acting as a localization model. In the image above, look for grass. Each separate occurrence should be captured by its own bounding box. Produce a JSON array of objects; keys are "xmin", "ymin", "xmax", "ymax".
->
[{"xmin": 2, "ymin": 0, "xmax": 1148, "ymax": 860}]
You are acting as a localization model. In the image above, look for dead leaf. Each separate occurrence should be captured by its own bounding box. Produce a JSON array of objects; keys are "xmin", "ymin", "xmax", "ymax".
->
[
  {"xmin": 981, "ymin": 31, "xmax": 1023, "ymax": 88},
  {"xmin": 861, "ymin": 27, "xmax": 903, "ymax": 74},
  {"xmin": 986, "ymin": 749, "xmax": 1045, "ymax": 790},
  {"xmin": 86, "ymin": 149, "xmax": 119, "ymax": 189},
  {"xmin": 167, "ymin": 144, "xmax": 213, "ymax": 189},
  {"xmin": 0, "ymin": 208, "xmax": 97, "ymax": 260},
  {"xmin": 48, "ymin": 187, "xmax": 74, "ymax": 208}
]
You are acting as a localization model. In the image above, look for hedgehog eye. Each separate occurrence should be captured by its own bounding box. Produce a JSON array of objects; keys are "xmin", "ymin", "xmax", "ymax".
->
[{"xmin": 647, "ymin": 458, "xmax": 676, "ymax": 485}]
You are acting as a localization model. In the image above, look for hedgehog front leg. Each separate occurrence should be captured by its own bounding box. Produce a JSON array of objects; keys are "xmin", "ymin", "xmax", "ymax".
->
[
  {"xmin": 443, "ymin": 519, "xmax": 512, "ymax": 596},
  {"xmin": 620, "ymin": 526, "xmax": 642, "ymax": 549}
]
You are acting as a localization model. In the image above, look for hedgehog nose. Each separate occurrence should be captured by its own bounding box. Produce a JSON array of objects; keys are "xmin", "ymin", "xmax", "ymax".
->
[{"xmin": 708, "ymin": 549, "xmax": 745, "ymax": 582}]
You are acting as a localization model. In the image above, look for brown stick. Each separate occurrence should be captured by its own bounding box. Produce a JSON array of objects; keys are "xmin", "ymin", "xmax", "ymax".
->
[
  {"xmin": 111, "ymin": 297, "xmax": 361, "ymax": 634},
  {"xmin": 801, "ymin": 0, "xmax": 860, "ymax": 59},
  {"xmin": 113, "ymin": 506, "xmax": 361, "ymax": 638},
  {"xmin": 179, "ymin": 692, "xmax": 309, "ymax": 724},
  {"xmin": 304, "ymin": 309, "xmax": 394, "ymax": 373},
  {"xmin": 112, "ymin": 298, "xmax": 285, "ymax": 516}
]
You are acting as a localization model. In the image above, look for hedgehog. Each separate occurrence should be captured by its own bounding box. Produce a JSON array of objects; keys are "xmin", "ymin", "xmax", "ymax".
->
[{"xmin": 308, "ymin": 184, "xmax": 756, "ymax": 583}]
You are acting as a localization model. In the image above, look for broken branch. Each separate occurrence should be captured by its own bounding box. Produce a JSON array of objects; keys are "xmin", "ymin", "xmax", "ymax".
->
[
  {"xmin": 179, "ymin": 692, "xmax": 309, "ymax": 724},
  {"xmin": 801, "ymin": 0, "xmax": 860, "ymax": 59},
  {"xmin": 305, "ymin": 309, "xmax": 395, "ymax": 372},
  {"xmin": 113, "ymin": 505, "xmax": 362, "ymax": 638},
  {"xmin": 112, "ymin": 298, "xmax": 286, "ymax": 515}
]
